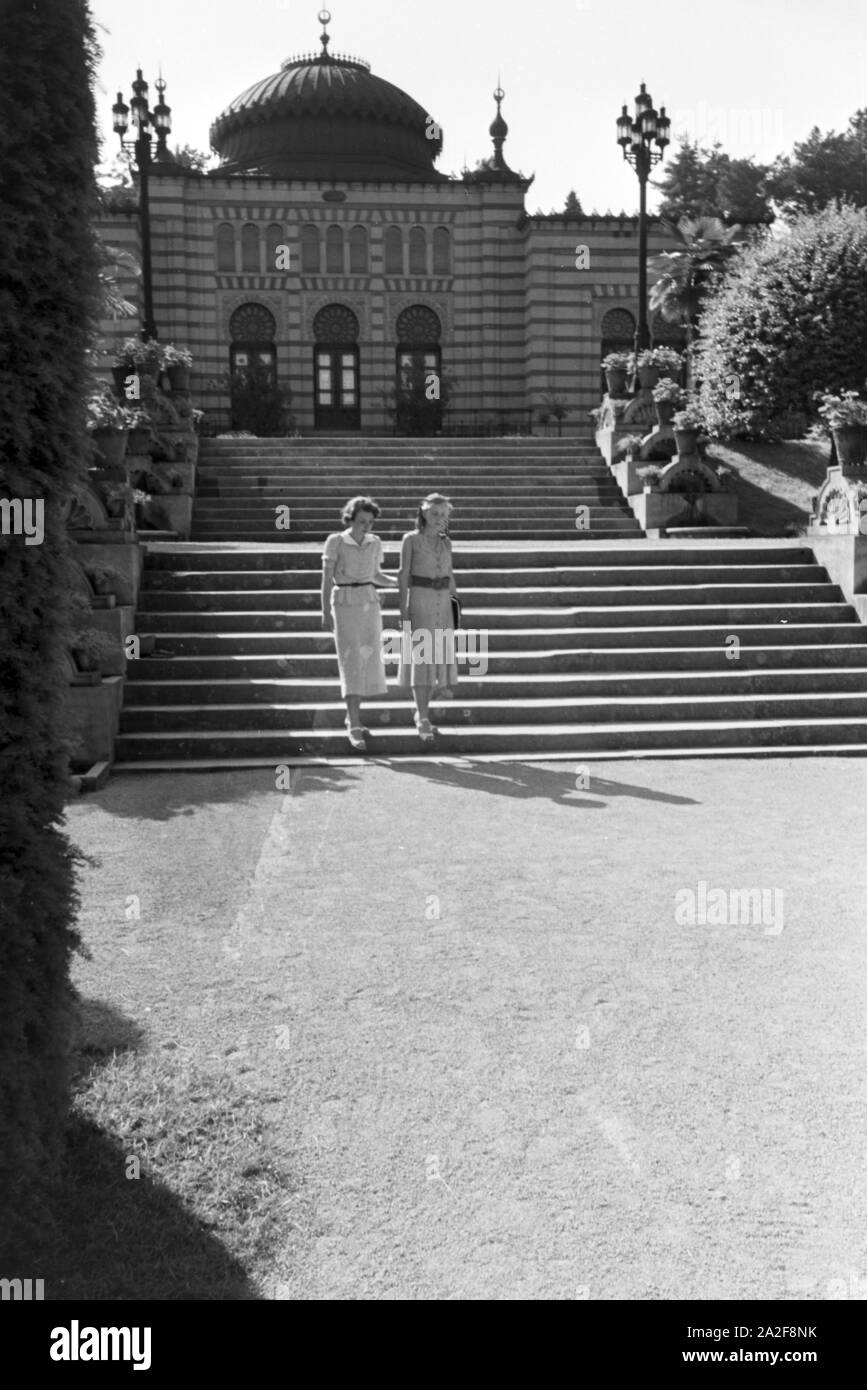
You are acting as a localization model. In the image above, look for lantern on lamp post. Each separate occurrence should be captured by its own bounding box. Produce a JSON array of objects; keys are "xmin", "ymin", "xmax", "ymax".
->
[
  {"xmin": 112, "ymin": 71, "xmax": 173, "ymax": 342},
  {"xmin": 616, "ymin": 82, "xmax": 671, "ymax": 356}
]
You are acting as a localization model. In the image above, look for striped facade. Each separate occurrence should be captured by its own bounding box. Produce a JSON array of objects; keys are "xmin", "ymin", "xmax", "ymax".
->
[{"xmin": 97, "ymin": 172, "xmax": 679, "ymax": 434}]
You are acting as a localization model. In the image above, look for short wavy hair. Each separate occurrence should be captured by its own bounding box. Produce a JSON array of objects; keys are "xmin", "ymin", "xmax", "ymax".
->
[
  {"xmin": 341, "ymin": 495, "xmax": 381, "ymax": 525},
  {"xmin": 415, "ymin": 492, "xmax": 453, "ymax": 532}
]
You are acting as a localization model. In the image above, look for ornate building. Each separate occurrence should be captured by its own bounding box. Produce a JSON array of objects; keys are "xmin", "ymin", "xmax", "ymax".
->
[{"xmin": 98, "ymin": 12, "xmax": 682, "ymax": 433}]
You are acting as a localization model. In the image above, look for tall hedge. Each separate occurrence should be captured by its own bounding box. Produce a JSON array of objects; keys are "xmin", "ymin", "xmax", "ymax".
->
[
  {"xmin": 694, "ymin": 204, "xmax": 867, "ymax": 438},
  {"xmin": 0, "ymin": 0, "xmax": 101, "ymax": 1259}
]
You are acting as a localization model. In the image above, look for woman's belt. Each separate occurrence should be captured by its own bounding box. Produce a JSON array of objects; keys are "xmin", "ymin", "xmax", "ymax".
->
[
  {"xmin": 334, "ymin": 581, "xmax": 376, "ymax": 587},
  {"xmin": 410, "ymin": 574, "xmax": 451, "ymax": 590}
]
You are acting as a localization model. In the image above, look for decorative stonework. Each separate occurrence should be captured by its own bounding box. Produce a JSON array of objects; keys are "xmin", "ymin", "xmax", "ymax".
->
[
  {"xmin": 220, "ymin": 291, "xmax": 287, "ymax": 341},
  {"xmin": 303, "ymin": 292, "xmax": 369, "ymax": 341},
  {"xmin": 388, "ymin": 293, "xmax": 452, "ymax": 342},
  {"xmin": 811, "ymin": 464, "xmax": 867, "ymax": 533}
]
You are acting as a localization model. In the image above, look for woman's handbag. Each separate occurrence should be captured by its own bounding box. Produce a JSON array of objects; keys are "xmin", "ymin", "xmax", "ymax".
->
[{"xmin": 451, "ymin": 593, "xmax": 462, "ymax": 629}]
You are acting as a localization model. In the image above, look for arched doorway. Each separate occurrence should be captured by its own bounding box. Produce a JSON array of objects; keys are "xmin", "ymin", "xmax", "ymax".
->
[
  {"xmin": 229, "ymin": 303, "xmax": 277, "ymax": 429},
  {"xmin": 396, "ymin": 304, "xmax": 442, "ymax": 433},
  {"xmin": 313, "ymin": 304, "xmax": 360, "ymax": 430},
  {"xmin": 600, "ymin": 307, "xmax": 635, "ymax": 395}
]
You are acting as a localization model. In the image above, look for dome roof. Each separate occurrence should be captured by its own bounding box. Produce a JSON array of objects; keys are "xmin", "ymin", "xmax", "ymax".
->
[{"xmin": 210, "ymin": 29, "xmax": 446, "ymax": 181}]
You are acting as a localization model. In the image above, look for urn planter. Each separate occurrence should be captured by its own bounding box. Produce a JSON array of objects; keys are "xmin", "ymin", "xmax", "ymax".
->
[
  {"xmin": 655, "ymin": 400, "xmax": 676, "ymax": 427},
  {"xmin": 167, "ymin": 364, "xmax": 191, "ymax": 392},
  {"xmin": 832, "ymin": 425, "xmax": 867, "ymax": 469},
  {"xmin": 638, "ymin": 365, "xmax": 660, "ymax": 390},
  {"xmin": 604, "ymin": 367, "xmax": 628, "ymax": 397},
  {"xmin": 674, "ymin": 427, "xmax": 700, "ymax": 456}
]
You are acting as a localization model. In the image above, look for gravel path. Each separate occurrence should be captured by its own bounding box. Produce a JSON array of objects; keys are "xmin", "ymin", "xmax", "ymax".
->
[{"xmin": 68, "ymin": 758, "xmax": 867, "ymax": 1300}]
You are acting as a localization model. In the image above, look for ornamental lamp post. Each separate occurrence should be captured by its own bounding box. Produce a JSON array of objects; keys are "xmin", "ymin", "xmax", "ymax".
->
[
  {"xmin": 616, "ymin": 82, "xmax": 670, "ymax": 357},
  {"xmin": 112, "ymin": 71, "xmax": 173, "ymax": 342}
]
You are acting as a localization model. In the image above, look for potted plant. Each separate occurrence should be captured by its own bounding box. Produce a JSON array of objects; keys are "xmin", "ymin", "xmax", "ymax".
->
[
  {"xmin": 815, "ymin": 389, "xmax": 867, "ymax": 467},
  {"xmin": 123, "ymin": 406, "xmax": 152, "ymax": 455},
  {"xmin": 115, "ymin": 336, "xmax": 165, "ymax": 382},
  {"xmin": 652, "ymin": 376, "xmax": 687, "ymax": 425},
  {"xmin": 602, "ymin": 351, "xmax": 632, "ymax": 396},
  {"xmin": 637, "ymin": 463, "xmax": 665, "ymax": 491},
  {"xmin": 162, "ymin": 343, "xmax": 193, "ymax": 392},
  {"xmin": 87, "ymin": 382, "xmax": 129, "ymax": 468},
  {"xmin": 68, "ymin": 593, "xmax": 116, "ymax": 676},
  {"xmin": 615, "ymin": 434, "xmax": 645, "ymax": 461},
  {"xmin": 651, "ymin": 346, "xmax": 684, "ymax": 377},
  {"xmin": 635, "ymin": 349, "xmax": 661, "ymax": 390},
  {"xmin": 671, "ymin": 404, "xmax": 705, "ymax": 457}
]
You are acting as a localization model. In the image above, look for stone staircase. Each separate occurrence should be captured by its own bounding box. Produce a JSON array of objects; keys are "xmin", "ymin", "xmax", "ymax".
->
[
  {"xmin": 191, "ymin": 437, "xmax": 643, "ymax": 541},
  {"xmin": 116, "ymin": 533, "xmax": 867, "ymax": 768}
]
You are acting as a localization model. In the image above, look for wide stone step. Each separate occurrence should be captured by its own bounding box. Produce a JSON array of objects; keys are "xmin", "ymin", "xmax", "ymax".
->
[
  {"xmin": 139, "ymin": 563, "xmax": 833, "ymax": 591},
  {"xmin": 112, "ymin": 716, "xmax": 867, "ymax": 762},
  {"xmin": 137, "ymin": 583, "xmax": 843, "ymax": 614},
  {"xmin": 121, "ymin": 666, "xmax": 867, "ymax": 706},
  {"xmin": 123, "ymin": 621, "xmax": 865, "ymax": 654},
  {"xmin": 123, "ymin": 641, "xmax": 867, "ymax": 682},
  {"xmin": 140, "ymin": 544, "xmax": 820, "ymax": 571},
  {"xmin": 120, "ymin": 689, "xmax": 867, "ymax": 735}
]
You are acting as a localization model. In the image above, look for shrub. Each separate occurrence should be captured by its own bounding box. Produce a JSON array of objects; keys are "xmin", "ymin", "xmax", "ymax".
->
[
  {"xmin": 0, "ymin": 0, "xmax": 101, "ymax": 1259},
  {"xmin": 694, "ymin": 204, "xmax": 867, "ymax": 438},
  {"xmin": 602, "ymin": 351, "xmax": 632, "ymax": 371}
]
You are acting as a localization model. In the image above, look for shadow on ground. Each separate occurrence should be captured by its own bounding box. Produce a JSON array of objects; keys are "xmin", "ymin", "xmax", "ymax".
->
[
  {"xmin": 384, "ymin": 759, "xmax": 700, "ymax": 806},
  {"xmin": 29, "ymin": 996, "xmax": 268, "ymax": 1300}
]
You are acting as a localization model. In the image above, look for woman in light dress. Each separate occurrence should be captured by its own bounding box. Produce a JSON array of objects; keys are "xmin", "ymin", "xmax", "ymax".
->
[
  {"xmin": 321, "ymin": 496, "xmax": 397, "ymax": 751},
  {"xmin": 398, "ymin": 493, "xmax": 459, "ymax": 742}
]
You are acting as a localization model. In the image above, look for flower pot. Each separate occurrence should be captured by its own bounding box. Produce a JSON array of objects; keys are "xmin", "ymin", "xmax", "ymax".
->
[
  {"xmin": 831, "ymin": 425, "xmax": 867, "ymax": 468},
  {"xmin": 655, "ymin": 400, "xmax": 676, "ymax": 426},
  {"xmin": 167, "ymin": 364, "xmax": 191, "ymax": 392},
  {"xmin": 674, "ymin": 428, "xmax": 700, "ymax": 456},
  {"xmin": 91, "ymin": 428, "xmax": 128, "ymax": 469},
  {"xmin": 638, "ymin": 365, "xmax": 660, "ymax": 390},
  {"xmin": 604, "ymin": 367, "xmax": 628, "ymax": 397}
]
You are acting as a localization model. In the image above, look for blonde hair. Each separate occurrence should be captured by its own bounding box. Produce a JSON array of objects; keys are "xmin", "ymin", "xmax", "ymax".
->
[{"xmin": 416, "ymin": 493, "xmax": 452, "ymax": 531}]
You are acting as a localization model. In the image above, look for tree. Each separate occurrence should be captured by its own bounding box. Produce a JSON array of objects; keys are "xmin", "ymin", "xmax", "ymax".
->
[
  {"xmin": 170, "ymin": 144, "xmax": 212, "ymax": 173},
  {"xmin": 0, "ymin": 0, "xmax": 102, "ymax": 1258},
  {"xmin": 770, "ymin": 111, "xmax": 867, "ymax": 217},
  {"xmin": 563, "ymin": 189, "xmax": 583, "ymax": 216},
  {"xmin": 649, "ymin": 216, "xmax": 743, "ymax": 384},
  {"xmin": 229, "ymin": 359, "xmax": 292, "ymax": 435},
  {"xmin": 694, "ymin": 203, "xmax": 867, "ymax": 438},
  {"xmin": 654, "ymin": 138, "xmax": 774, "ymax": 226}
]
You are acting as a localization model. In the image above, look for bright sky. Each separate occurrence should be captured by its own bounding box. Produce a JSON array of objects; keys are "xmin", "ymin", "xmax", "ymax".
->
[{"xmin": 90, "ymin": 0, "xmax": 867, "ymax": 213}]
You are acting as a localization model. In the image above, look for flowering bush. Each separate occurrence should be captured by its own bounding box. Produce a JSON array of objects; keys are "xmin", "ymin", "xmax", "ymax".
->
[
  {"xmin": 637, "ymin": 347, "xmax": 683, "ymax": 372},
  {"xmin": 161, "ymin": 343, "xmax": 193, "ymax": 367},
  {"xmin": 672, "ymin": 405, "xmax": 705, "ymax": 431},
  {"xmin": 115, "ymin": 337, "xmax": 164, "ymax": 372},
  {"xmin": 814, "ymin": 389, "xmax": 867, "ymax": 429},
  {"xmin": 652, "ymin": 377, "xmax": 686, "ymax": 405},
  {"xmin": 602, "ymin": 350, "xmax": 632, "ymax": 371},
  {"xmin": 87, "ymin": 382, "xmax": 127, "ymax": 430},
  {"xmin": 616, "ymin": 434, "xmax": 645, "ymax": 457},
  {"xmin": 695, "ymin": 204, "xmax": 867, "ymax": 439}
]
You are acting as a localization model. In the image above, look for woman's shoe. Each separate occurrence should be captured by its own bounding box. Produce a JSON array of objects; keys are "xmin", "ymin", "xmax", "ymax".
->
[
  {"xmin": 346, "ymin": 725, "xmax": 367, "ymax": 751},
  {"xmin": 414, "ymin": 716, "xmax": 435, "ymax": 742}
]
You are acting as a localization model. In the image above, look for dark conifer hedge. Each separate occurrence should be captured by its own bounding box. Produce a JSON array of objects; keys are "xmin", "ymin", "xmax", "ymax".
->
[{"xmin": 0, "ymin": 0, "xmax": 102, "ymax": 1259}]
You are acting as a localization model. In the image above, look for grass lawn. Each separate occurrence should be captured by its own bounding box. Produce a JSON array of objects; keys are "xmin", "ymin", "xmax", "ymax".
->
[{"xmin": 706, "ymin": 438, "xmax": 829, "ymax": 535}]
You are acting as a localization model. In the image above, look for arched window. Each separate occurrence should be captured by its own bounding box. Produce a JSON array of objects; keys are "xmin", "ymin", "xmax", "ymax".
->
[
  {"xmin": 265, "ymin": 224, "xmax": 284, "ymax": 271},
  {"xmin": 349, "ymin": 226, "xmax": 368, "ymax": 274},
  {"xmin": 600, "ymin": 307, "xmax": 636, "ymax": 394},
  {"xmin": 216, "ymin": 223, "xmax": 235, "ymax": 272},
  {"xmin": 326, "ymin": 226, "xmax": 344, "ymax": 275},
  {"xmin": 313, "ymin": 304, "xmax": 360, "ymax": 430},
  {"xmin": 230, "ymin": 303, "xmax": 277, "ymax": 343},
  {"xmin": 409, "ymin": 226, "xmax": 427, "ymax": 275},
  {"xmin": 385, "ymin": 226, "xmax": 403, "ymax": 274},
  {"xmin": 241, "ymin": 223, "xmax": 260, "ymax": 273},
  {"xmin": 301, "ymin": 225, "xmax": 320, "ymax": 274},
  {"xmin": 396, "ymin": 304, "xmax": 442, "ymax": 346},
  {"xmin": 433, "ymin": 226, "xmax": 451, "ymax": 275}
]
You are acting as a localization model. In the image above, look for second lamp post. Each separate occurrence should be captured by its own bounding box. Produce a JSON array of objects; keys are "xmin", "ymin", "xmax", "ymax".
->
[
  {"xmin": 112, "ymin": 71, "xmax": 173, "ymax": 342},
  {"xmin": 617, "ymin": 83, "xmax": 671, "ymax": 356}
]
